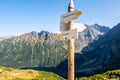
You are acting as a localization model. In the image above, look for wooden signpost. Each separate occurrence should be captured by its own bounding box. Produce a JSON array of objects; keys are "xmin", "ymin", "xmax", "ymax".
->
[
  {"xmin": 60, "ymin": 10, "xmax": 82, "ymax": 23},
  {"xmin": 58, "ymin": 29, "xmax": 78, "ymax": 40},
  {"xmin": 59, "ymin": 0, "xmax": 82, "ymax": 80}
]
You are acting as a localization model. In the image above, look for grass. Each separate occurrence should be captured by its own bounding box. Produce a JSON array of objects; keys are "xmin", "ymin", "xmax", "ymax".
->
[
  {"xmin": 76, "ymin": 69, "xmax": 120, "ymax": 80},
  {"xmin": 0, "ymin": 65, "xmax": 64, "ymax": 80},
  {"xmin": 2, "ymin": 65, "xmax": 120, "ymax": 80}
]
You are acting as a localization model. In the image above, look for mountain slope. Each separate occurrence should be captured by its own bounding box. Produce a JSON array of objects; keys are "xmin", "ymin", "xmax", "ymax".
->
[
  {"xmin": 0, "ymin": 31, "xmax": 67, "ymax": 68},
  {"xmin": 77, "ymin": 24, "xmax": 109, "ymax": 51},
  {"xmin": 0, "ymin": 65, "xmax": 64, "ymax": 80},
  {"xmin": 0, "ymin": 23, "xmax": 109, "ymax": 69},
  {"xmin": 75, "ymin": 23, "xmax": 120, "ymax": 76},
  {"xmin": 89, "ymin": 24, "xmax": 110, "ymax": 33}
]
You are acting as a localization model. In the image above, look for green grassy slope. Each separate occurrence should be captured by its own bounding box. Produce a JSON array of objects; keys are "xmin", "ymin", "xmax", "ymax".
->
[
  {"xmin": 76, "ymin": 70, "xmax": 120, "ymax": 80},
  {"xmin": 0, "ymin": 66, "xmax": 64, "ymax": 80}
]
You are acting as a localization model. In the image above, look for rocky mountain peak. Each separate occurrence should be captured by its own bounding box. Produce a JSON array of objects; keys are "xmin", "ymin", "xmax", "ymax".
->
[
  {"xmin": 30, "ymin": 31, "xmax": 38, "ymax": 37},
  {"xmin": 90, "ymin": 24, "xmax": 110, "ymax": 33},
  {"xmin": 38, "ymin": 30, "xmax": 50, "ymax": 39},
  {"xmin": 38, "ymin": 31, "xmax": 55, "ymax": 42},
  {"xmin": 77, "ymin": 23, "xmax": 110, "ymax": 50}
]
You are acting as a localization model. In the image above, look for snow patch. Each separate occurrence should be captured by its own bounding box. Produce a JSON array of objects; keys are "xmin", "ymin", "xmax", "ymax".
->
[{"xmin": 73, "ymin": 23, "xmax": 86, "ymax": 32}]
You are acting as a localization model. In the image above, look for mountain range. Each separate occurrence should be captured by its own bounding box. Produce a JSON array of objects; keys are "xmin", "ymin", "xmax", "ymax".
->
[
  {"xmin": 0, "ymin": 23, "xmax": 109, "ymax": 68},
  {"xmin": 1, "ymin": 23, "xmax": 120, "ymax": 79},
  {"xmin": 57, "ymin": 23, "xmax": 120, "ymax": 78},
  {"xmin": 74, "ymin": 23, "xmax": 120, "ymax": 77}
]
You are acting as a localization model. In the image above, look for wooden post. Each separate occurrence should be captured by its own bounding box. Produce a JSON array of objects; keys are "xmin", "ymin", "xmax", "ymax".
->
[{"xmin": 68, "ymin": 0, "xmax": 74, "ymax": 80}]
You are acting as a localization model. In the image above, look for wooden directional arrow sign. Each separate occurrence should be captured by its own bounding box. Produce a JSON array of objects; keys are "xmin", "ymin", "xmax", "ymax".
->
[
  {"xmin": 58, "ymin": 29, "xmax": 78, "ymax": 40},
  {"xmin": 60, "ymin": 22, "xmax": 68, "ymax": 32},
  {"xmin": 60, "ymin": 22, "xmax": 86, "ymax": 32},
  {"xmin": 61, "ymin": 10, "xmax": 82, "ymax": 23}
]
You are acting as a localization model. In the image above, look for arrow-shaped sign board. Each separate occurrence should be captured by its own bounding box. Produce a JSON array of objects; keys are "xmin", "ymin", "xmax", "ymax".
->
[
  {"xmin": 58, "ymin": 29, "xmax": 78, "ymax": 40},
  {"xmin": 60, "ymin": 22, "xmax": 68, "ymax": 32},
  {"xmin": 61, "ymin": 10, "xmax": 82, "ymax": 23},
  {"xmin": 60, "ymin": 22, "xmax": 86, "ymax": 32}
]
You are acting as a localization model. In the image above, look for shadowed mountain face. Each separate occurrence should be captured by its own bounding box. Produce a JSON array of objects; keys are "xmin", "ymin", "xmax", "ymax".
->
[
  {"xmin": 74, "ymin": 23, "xmax": 120, "ymax": 77},
  {"xmin": 77, "ymin": 24, "xmax": 109, "ymax": 51},
  {"xmin": 0, "ymin": 24, "xmax": 109, "ymax": 71},
  {"xmin": 54, "ymin": 23, "xmax": 119, "ymax": 78}
]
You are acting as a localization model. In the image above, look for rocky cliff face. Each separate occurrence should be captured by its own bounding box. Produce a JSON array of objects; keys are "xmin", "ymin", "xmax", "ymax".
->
[{"xmin": 77, "ymin": 24, "xmax": 109, "ymax": 51}]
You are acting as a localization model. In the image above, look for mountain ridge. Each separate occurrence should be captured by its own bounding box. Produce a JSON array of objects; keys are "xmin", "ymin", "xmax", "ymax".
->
[
  {"xmin": 0, "ymin": 23, "xmax": 112, "ymax": 79},
  {"xmin": 0, "ymin": 23, "xmax": 110, "ymax": 68}
]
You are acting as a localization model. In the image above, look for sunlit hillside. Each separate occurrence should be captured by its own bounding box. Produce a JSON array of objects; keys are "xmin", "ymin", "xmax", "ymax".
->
[{"xmin": 0, "ymin": 66, "xmax": 64, "ymax": 80}]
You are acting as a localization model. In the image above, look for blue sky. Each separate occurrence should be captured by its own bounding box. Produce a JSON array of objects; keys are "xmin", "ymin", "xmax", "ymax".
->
[{"xmin": 0, "ymin": 0, "xmax": 120, "ymax": 36}]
